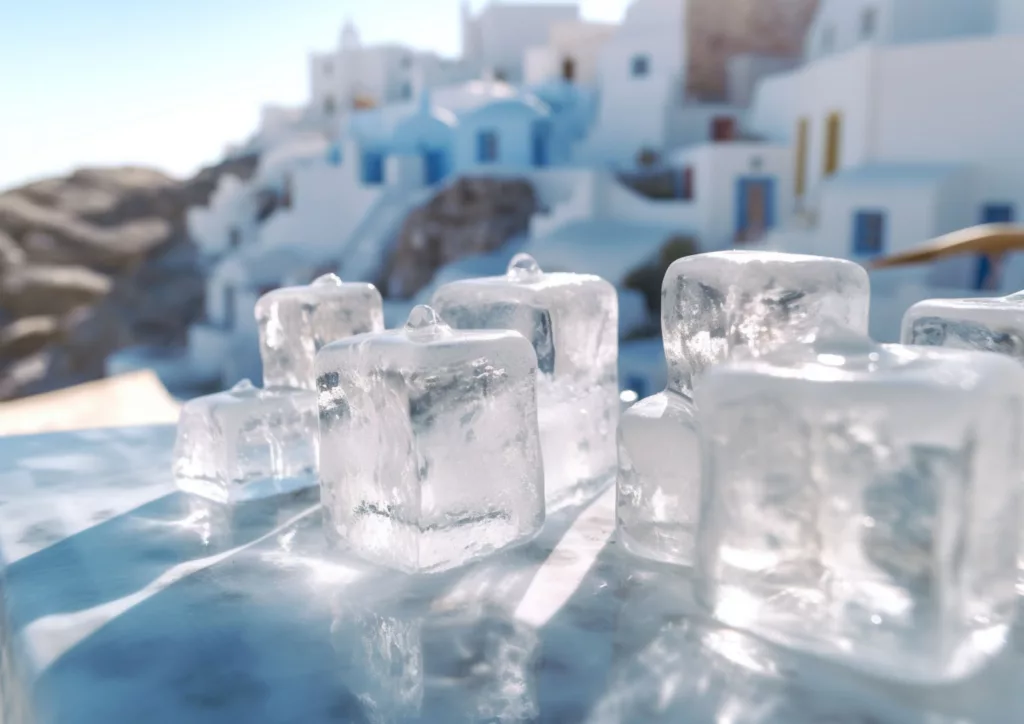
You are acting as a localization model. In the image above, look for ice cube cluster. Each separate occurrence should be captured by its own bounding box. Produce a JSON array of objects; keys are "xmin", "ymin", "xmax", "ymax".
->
[
  {"xmin": 171, "ymin": 248, "xmax": 1024, "ymax": 684},
  {"xmin": 173, "ymin": 274, "xmax": 384, "ymax": 503}
]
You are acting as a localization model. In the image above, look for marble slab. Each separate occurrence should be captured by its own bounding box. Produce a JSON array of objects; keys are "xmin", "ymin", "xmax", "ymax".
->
[{"xmin": 0, "ymin": 425, "xmax": 1021, "ymax": 723}]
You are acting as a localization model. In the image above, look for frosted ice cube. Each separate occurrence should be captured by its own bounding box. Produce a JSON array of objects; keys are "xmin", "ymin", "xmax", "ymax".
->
[
  {"xmin": 317, "ymin": 305, "xmax": 545, "ymax": 573},
  {"xmin": 431, "ymin": 253, "xmax": 618, "ymax": 508},
  {"xmin": 616, "ymin": 251, "xmax": 868, "ymax": 567},
  {"xmin": 616, "ymin": 391, "xmax": 700, "ymax": 566},
  {"xmin": 694, "ymin": 328, "xmax": 1024, "ymax": 683},
  {"xmin": 255, "ymin": 273, "xmax": 384, "ymax": 390},
  {"xmin": 173, "ymin": 379, "xmax": 318, "ymax": 504},
  {"xmin": 662, "ymin": 250, "xmax": 870, "ymax": 395},
  {"xmin": 901, "ymin": 292, "xmax": 1024, "ymax": 360}
]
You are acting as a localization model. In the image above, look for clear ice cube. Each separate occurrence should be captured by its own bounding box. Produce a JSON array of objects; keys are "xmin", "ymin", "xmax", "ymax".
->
[
  {"xmin": 317, "ymin": 305, "xmax": 545, "ymax": 573},
  {"xmin": 173, "ymin": 379, "xmax": 318, "ymax": 504},
  {"xmin": 430, "ymin": 253, "xmax": 618, "ymax": 509},
  {"xmin": 617, "ymin": 251, "xmax": 869, "ymax": 567},
  {"xmin": 255, "ymin": 273, "xmax": 384, "ymax": 390},
  {"xmin": 901, "ymin": 292, "xmax": 1024, "ymax": 360},
  {"xmin": 661, "ymin": 250, "xmax": 870, "ymax": 395},
  {"xmin": 616, "ymin": 391, "xmax": 700, "ymax": 566},
  {"xmin": 694, "ymin": 329, "xmax": 1024, "ymax": 683}
]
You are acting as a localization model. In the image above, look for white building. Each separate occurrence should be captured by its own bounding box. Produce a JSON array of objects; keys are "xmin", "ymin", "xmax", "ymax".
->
[{"xmin": 461, "ymin": 1, "xmax": 580, "ymax": 83}]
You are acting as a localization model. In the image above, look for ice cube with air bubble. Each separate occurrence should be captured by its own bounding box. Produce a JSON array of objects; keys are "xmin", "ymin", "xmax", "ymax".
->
[
  {"xmin": 173, "ymin": 379, "xmax": 319, "ymax": 504},
  {"xmin": 901, "ymin": 291, "xmax": 1024, "ymax": 361},
  {"xmin": 256, "ymin": 273, "xmax": 384, "ymax": 390},
  {"xmin": 430, "ymin": 253, "xmax": 618, "ymax": 509},
  {"xmin": 694, "ymin": 327, "xmax": 1024, "ymax": 684},
  {"xmin": 617, "ymin": 250, "xmax": 871, "ymax": 567},
  {"xmin": 316, "ymin": 305, "xmax": 545, "ymax": 573}
]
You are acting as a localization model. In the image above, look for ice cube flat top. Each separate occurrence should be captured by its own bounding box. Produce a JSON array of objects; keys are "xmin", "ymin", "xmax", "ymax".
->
[{"xmin": 3, "ymin": 427, "xmax": 1024, "ymax": 720}]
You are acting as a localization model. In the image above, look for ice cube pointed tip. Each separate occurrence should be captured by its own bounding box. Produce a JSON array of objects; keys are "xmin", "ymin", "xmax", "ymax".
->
[
  {"xmin": 507, "ymin": 253, "xmax": 543, "ymax": 282},
  {"xmin": 311, "ymin": 273, "xmax": 342, "ymax": 287},
  {"xmin": 404, "ymin": 304, "xmax": 450, "ymax": 340}
]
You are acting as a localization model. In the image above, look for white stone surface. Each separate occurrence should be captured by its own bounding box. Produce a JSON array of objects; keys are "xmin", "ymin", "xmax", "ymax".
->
[{"xmin": 0, "ymin": 425, "xmax": 1023, "ymax": 722}]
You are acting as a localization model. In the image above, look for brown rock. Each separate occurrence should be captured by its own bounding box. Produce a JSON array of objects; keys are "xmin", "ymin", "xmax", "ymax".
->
[
  {"xmin": 0, "ymin": 316, "xmax": 61, "ymax": 360},
  {"xmin": 384, "ymin": 176, "xmax": 537, "ymax": 298},
  {"xmin": 0, "ymin": 264, "xmax": 112, "ymax": 316}
]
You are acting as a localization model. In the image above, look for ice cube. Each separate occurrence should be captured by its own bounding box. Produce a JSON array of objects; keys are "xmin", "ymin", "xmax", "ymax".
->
[
  {"xmin": 661, "ymin": 250, "xmax": 870, "ymax": 395},
  {"xmin": 901, "ymin": 292, "xmax": 1024, "ymax": 360},
  {"xmin": 173, "ymin": 379, "xmax": 318, "ymax": 504},
  {"xmin": 694, "ymin": 328, "xmax": 1024, "ymax": 683},
  {"xmin": 431, "ymin": 253, "xmax": 618, "ymax": 509},
  {"xmin": 616, "ymin": 391, "xmax": 700, "ymax": 566},
  {"xmin": 317, "ymin": 305, "xmax": 545, "ymax": 573},
  {"xmin": 616, "ymin": 251, "xmax": 869, "ymax": 567},
  {"xmin": 255, "ymin": 273, "xmax": 384, "ymax": 390}
]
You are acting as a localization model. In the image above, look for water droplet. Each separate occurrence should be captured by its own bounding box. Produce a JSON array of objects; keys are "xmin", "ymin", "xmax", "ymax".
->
[
  {"xmin": 507, "ymin": 253, "xmax": 543, "ymax": 282},
  {"xmin": 231, "ymin": 378, "xmax": 256, "ymax": 393},
  {"xmin": 404, "ymin": 305, "xmax": 450, "ymax": 340},
  {"xmin": 312, "ymin": 273, "xmax": 343, "ymax": 287}
]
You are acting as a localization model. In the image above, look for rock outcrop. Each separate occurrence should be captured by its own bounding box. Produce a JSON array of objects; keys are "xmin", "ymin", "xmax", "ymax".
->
[
  {"xmin": 0, "ymin": 155, "xmax": 258, "ymax": 400},
  {"xmin": 383, "ymin": 176, "xmax": 537, "ymax": 299}
]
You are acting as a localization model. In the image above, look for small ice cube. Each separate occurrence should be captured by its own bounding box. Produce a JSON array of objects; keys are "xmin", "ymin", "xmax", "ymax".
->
[
  {"xmin": 255, "ymin": 273, "xmax": 384, "ymax": 390},
  {"xmin": 317, "ymin": 305, "xmax": 545, "ymax": 573},
  {"xmin": 694, "ymin": 328, "xmax": 1024, "ymax": 683},
  {"xmin": 616, "ymin": 391, "xmax": 699, "ymax": 566},
  {"xmin": 173, "ymin": 379, "xmax": 318, "ymax": 504},
  {"xmin": 431, "ymin": 253, "xmax": 618, "ymax": 509},
  {"xmin": 901, "ymin": 292, "xmax": 1024, "ymax": 360},
  {"xmin": 661, "ymin": 250, "xmax": 870, "ymax": 395},
  {"xmin": 617, "ymin": 251, "xmax": 869, "ymax": 567}
]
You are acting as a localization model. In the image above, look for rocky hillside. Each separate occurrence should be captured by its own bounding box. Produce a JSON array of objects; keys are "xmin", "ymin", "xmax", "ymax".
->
[
  {"xmin": 0, "ymin": 156, "xmax": 257, "ymax": 400},
  {"xmin": 383, "ymin": 176, "xmax": 537, "ymax": 299}
]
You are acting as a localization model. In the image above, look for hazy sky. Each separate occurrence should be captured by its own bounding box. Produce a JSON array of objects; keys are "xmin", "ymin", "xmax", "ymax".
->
[{"xmin": 0, "ymin": 0, "xmax": 631, "ymax": 191}]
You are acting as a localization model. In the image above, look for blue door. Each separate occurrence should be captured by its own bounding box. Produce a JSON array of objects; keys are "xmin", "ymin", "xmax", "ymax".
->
[
  {"xmin": 361, "ymin": 150, "xmax": 384, "ymax": 184},
  {"xmin": 423, "ymin": 149, "xmax": 448, "ymax": 185},
  {"xmin": 531, "ymin": 121, "xmax": 550, "ymax": 167},
  {"xmin": 974, "ymin": 204, "xmax": 1015, "ymax": 289},
  {"xmin": 735, "ymin": 177, "xmax": 776, "ymax": 243}
]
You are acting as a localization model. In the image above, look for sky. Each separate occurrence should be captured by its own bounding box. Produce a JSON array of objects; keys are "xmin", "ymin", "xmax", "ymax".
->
[{"xmin": 0, "ymin": 0, "xmax": 631, "ymax": 191}]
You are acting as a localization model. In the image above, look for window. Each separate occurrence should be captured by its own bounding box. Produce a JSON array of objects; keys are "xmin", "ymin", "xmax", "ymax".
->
[
  {"xmin": 400, "ymin": 55, "xmax": 412, "ymax": 69},
  {"xmin": 361, "ymin": 151, "xmax": 385, "ymax": 184},
  {"xmin": 222, "ymin": 285, "xmax": 236, "ymax": 329},
  {"xmin": 853, "ymin": 211, "xmax": 886, "ymax": 256},
  {"xmin": 824, "ymin": 111, "xmax": 842, "ymax": 176},
  {"xmin": 982, "ymin": 203, "xmax": 1015, "ymax": 224},
  {"xmin": 631, "ymin": 54, "xmax": 650, "ymax": 78},
  {"xmin": 477, "ymin": 130, "xmax": 498, "ymax": 163},
  {"xmin": 680, "ymin": 166, "xmax": 694, "ymax": 200},
  {"xmin": 562, "ymin": 56, "xmax": 576, "ymax": 82},
  {"xmin": 323, "ymin": 60, "xmax": 333, "ymax": 75},
  {"xmin": 228, "ymin": 227, "xmax": 241, "ymax": 249},
  {"xmin": 861, "ymin": 7, "xmax": 877, "ymax": 40},
  {"xmin": 400, "ymin": 82, "xmax": 412, "ymax": 100},
  {"xmin": 324, "ymin": 95, "xmax": 336, "ymax": 115},
  {"xmin": 711, "ymin": 116, "xmax": 736, "ymax": 141},
  {"xmin": 821, "ymin": 25, "xmax": 835, "ymax": 54},
  {"xmin": 795, "ymin": 117, "xmax": 809, "ymax": 197},
  {"xmin": 281, "ymin": 174, "xmax": 293, "ymax": 209}
]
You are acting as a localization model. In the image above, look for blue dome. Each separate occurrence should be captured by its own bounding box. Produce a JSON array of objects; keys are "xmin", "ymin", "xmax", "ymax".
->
[
  {"xmin": 391, "ymin": 104, "xmax": 456, "ymax": 153},
  {"xmin": 461, "ymin": 94, "xmax": 551, "ymax": 125}
]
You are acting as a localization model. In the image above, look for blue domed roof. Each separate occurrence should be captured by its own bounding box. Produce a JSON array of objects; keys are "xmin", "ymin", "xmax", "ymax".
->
[
  {"xmin": 391, "ymin": 105, "xmax": 456, "ymax": 153},
  {"xmin": 461, "ymin": 93, "xmax": 551, "ymax": 124}
]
